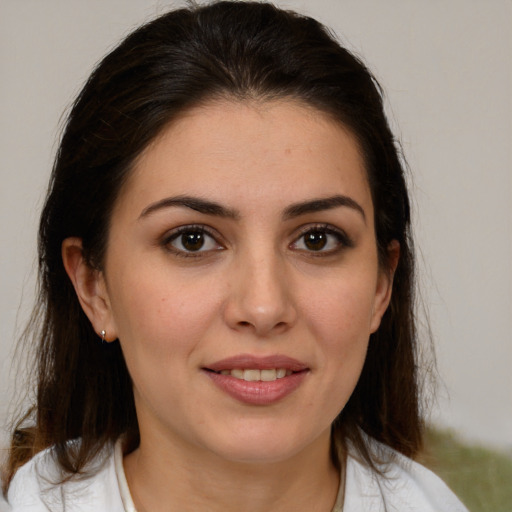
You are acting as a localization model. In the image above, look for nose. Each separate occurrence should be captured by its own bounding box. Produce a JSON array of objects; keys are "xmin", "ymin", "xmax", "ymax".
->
[{"xmin": 223, "ymin": 251, "xmax": 298, "ymax": 337}]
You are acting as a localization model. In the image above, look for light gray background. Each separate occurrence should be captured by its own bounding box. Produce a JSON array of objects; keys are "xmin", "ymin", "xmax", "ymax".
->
[{"xmin": 1, "ymin": 0, "xmax": 511, "ymax": 452}]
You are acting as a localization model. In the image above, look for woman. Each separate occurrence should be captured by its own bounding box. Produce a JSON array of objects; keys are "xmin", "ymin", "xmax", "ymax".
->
[{"xmin": 3, "ymin": 2, "xmax": 468, "ymax": 511}]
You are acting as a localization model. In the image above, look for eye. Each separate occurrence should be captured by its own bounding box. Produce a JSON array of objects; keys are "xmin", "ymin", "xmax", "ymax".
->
[
  {"xmin": 290, "ymin": 225, "xmax": 352, "ymax": 254},
  {"xmin": 164, "ymin": 226, "xmax": 223, "ymax": 256}
]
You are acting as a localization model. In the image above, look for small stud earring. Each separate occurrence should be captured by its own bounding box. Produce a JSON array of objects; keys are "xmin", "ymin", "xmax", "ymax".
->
[{"xmin": 100, "ymin": 330, "xmax": 107, "ymax": 344}]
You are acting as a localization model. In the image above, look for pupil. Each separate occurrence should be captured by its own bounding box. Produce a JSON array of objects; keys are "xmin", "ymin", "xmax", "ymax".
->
[
  {"xmin": 305, "ymin": 231, "xmax": 327, "ymax": 251},
  {"xmin": 182, "ymin": 232, "xmax": 204, "ymax": 251}
]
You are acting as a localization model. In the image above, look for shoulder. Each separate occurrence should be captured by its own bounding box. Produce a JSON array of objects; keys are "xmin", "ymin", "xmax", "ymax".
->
[
  {"xmin": 7, "ymin": 442, "xmax": 125, "ymax": 512},
  {"xmin": 343, "ymin": 439, "xmax": 469, "ymax": 512}
]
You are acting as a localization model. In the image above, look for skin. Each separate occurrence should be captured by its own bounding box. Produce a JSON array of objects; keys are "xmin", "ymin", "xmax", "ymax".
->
[{"xmin": 63, "ymin": 99, "xmax": 397, "ymax": 512}]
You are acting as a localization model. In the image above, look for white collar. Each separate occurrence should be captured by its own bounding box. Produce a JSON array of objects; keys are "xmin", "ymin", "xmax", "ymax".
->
[{"xmin": 114, "ymin": 440, "xmax": 137, "ymax": 512}]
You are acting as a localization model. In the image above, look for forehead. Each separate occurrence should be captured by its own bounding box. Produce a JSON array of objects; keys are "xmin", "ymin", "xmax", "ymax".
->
[{"xmin": 116, "ymin": 99, "xmax": 373, "ymax": 220}]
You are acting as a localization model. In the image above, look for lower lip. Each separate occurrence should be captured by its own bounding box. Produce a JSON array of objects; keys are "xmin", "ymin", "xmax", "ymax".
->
[{"xmin": 204, "ymin": 370, "xmax": 308, "ymax": 405}]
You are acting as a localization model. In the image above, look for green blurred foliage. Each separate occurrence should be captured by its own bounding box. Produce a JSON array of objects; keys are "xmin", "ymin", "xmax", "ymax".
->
[{"xmin": 420, "ymin": 427, "xmax": 512, "ymax": 512}]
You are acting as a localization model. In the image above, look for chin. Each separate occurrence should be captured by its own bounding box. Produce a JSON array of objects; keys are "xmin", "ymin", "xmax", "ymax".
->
[
  {"xmin": 214, "ymin": 443, "xmax": 302, "ymax": 466},
  {"xmin": 200, "ymin": 421, "xmax": 328, "ymax": 466}
]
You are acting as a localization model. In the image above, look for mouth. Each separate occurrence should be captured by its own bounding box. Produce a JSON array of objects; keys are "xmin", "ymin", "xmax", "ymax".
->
[
  {"xmin": 203, "ymin": 354, "xmax": 309, "ymax": 405},
  {"xmin": 206, "ymin": 368, "xmax": 294, "ymax": 381},
  {"xmin": 204, "ymin": 354, "xmax": 308, "ymax": 378}
]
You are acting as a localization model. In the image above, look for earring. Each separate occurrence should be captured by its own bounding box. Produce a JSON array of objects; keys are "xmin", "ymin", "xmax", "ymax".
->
[{"xmin": 100, "ymin": 330, "xmax": 107, "ymax": 344}]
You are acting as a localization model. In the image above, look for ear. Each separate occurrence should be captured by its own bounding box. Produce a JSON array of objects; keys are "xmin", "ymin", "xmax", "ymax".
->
[
  {"xmin": 370, "ymin": 240, "xmax": 400, "ymax": 333},
  {"xmin": 62, "ymin": 237, "xmax": 118, "ymax": 342}
]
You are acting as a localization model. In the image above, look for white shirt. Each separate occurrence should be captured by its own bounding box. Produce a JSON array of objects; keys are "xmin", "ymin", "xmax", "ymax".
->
[{"xmin": 7, "ymin": 440, "xmax": 469, "ymax": 511}]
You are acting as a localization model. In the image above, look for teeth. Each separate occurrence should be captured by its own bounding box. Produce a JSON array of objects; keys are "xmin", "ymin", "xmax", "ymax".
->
[
  {"xmin": 260, "ymin": 369, "xmax": 276, "ymax": 381},
  {"xmin": 219, "ymin": 368, "xmax": 292, "ymax": 381},
  {"xmin": 244, "ymin": 369, "xmax": 260, "ymax": 382}
]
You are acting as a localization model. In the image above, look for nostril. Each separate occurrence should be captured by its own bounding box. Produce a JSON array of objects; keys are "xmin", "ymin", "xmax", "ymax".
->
[{"xmin": 238, "ymin": 321, "xmax": 251, "ymax": 327}]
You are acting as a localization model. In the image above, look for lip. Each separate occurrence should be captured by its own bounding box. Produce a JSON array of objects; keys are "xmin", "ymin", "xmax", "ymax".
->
[
  {"xmin": 203, "ymin": 354, "xmax": 309, "ymax": 406},
  {"xmin": 205, "ymin": 354, "xmax": 308, "ymax": 372}
]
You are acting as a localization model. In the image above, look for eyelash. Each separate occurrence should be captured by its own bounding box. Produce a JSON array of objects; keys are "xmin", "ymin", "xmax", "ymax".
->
[
  {"xmin": 290, "ymin": 224, "xmax": 353, "ymax": 256},
  {"xmin": 161, "ymin": 223, "xmax": 353, "ymax": 258},
  {"xmin": 162, "ymin": 225, "xmax": 224, "ymax": 258}
]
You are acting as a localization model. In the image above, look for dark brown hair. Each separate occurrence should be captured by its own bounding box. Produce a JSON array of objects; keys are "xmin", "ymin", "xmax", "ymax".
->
[{"xmin": 5, "ymin": 0, "xmax": 421, "ymax": 490}]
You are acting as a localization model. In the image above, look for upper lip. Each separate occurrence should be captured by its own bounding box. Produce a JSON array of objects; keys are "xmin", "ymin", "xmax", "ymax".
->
[{"xmin": 204, "ymin": 354, "xmax": 309, "ymax": 372}]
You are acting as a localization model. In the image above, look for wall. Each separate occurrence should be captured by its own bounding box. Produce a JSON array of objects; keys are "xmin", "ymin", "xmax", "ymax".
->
[{"xmin": 1, "ymin": 0, "xmax": 511, "ymax": 450}]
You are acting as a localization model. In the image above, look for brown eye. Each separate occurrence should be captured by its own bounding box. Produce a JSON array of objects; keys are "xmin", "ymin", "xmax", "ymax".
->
[
  {"xmin": 166, "ymin": 227, "xmax": 223, "ymax": 255},
  {"xmin": 181, "ymin": 232, "xmax": 206, "ymax": 251},
  {"xmin": 304, "ymin": 231, "xmax": 327, "ymax": 251},
  {"xmin": 290, "ymin": 225, "xmax": 351, "ymax": 254}
]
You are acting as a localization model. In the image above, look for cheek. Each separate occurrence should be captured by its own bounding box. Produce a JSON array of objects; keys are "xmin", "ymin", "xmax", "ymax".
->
[
  {"xmin": 302, "ymin": 273, "xmax": 377, "ymax": 343},
  {"xmin": 306, "ymin": 277, "xmax": 376, "ymax": 403},
  {"xmin": 109, "ymin": 264, "xmax": 224, "ymax": 360},
  {"xmin": 300, "ymin": 272, "xmax": 377, "ymax": 392}
]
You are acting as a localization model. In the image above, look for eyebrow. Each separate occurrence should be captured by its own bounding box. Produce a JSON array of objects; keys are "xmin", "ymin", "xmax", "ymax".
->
[
  {"xmin": 139, "ymin": 195, "xmax": 239, "ymax": 220},
  {"xmin": 283, "ymin": 195, "xmax": 366, "ymax": 223},
  {"xmin": 139, "ymin": 194, "xmax": 365, "ymax": 223}
]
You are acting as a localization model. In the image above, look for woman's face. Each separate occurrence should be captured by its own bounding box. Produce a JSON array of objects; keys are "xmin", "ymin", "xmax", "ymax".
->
[{"xmin": 93, "ymin": 100, "xmax": 394, "ymax": 464}]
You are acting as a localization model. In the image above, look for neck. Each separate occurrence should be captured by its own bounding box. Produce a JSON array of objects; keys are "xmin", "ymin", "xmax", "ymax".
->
[{"xmin": 123, "ymin": 429, "xmax": 340, "ymax": 512}]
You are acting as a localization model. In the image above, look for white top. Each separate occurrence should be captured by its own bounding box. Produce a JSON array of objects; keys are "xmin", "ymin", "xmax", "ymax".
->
[
  {"xmin": 0, "ymin": 496, "xmax": 11, "ymax": 512},
  {"xmin": 6, "ymin": 440, "xmax": 469, "ymax": 511}
]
